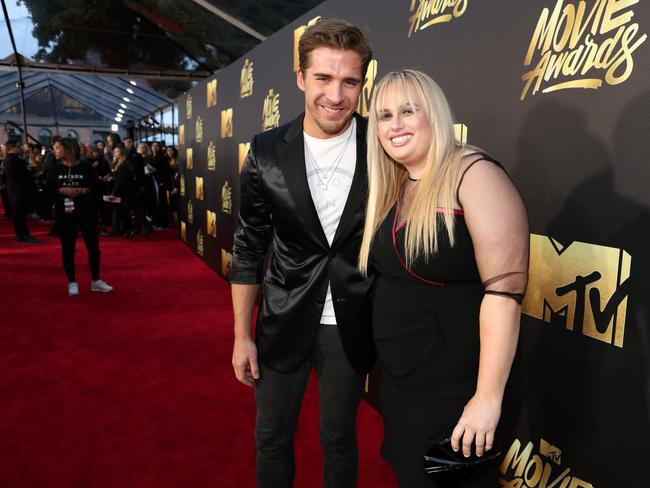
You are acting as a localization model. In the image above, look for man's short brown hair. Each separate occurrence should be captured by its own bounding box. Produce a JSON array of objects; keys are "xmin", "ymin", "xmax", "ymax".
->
[{"xmin": 298, "ymin": 17, "xmax": 372, "ymax": 78}]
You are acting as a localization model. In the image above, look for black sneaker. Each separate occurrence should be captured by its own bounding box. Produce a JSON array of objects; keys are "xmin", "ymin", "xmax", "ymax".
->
[{"xmin": 16, "ymin": 236, "xmax": 41, "ymax": 243}]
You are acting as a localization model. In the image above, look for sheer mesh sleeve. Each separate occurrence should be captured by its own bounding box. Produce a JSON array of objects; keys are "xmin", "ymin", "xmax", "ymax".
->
[{"xmin": 458, "ymin": 155, "xmax": 529, "ymax": 302}]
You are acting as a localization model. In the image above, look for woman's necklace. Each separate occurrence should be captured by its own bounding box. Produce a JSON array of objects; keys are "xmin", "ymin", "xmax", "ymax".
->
[{"xmin": 304, "ymin": 126, "xmax": 353, "ymax": 190}]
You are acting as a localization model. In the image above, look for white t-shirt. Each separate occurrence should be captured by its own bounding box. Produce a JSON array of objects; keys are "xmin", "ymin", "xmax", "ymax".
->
[{"xmin": 303, "ymin": 118, "xmax": 357, "ymax": 325}]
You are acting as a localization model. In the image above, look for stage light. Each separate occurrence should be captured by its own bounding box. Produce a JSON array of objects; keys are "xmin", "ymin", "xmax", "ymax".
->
[
  {"xmin": 111, "ymin": 124, "xmax": 119, "ymax": 131},
  {"xmin": 126, "ymin": 88, "xmax": 134, "ymax": 94},
  {"xmin": 120, "ymin": 103, "xmax": 127, "ymax": 109},
  {"xmin": 129, "ymin": 80, "xmax": 137, "ymax": 86},
  {"xmin": 122, "ymin": 97, "xmax": 130, "ymax": 102}
]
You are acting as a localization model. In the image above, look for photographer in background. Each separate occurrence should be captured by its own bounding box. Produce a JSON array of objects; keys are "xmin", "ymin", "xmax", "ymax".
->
[{"xmin": 3, "ymin": 139, "xmax": 39, "ymax": 243}]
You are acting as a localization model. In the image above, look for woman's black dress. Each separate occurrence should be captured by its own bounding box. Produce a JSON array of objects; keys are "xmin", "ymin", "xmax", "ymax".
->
[{"xmin": 370, "ymin": 159, "xmax": 509, "ymax": 486}]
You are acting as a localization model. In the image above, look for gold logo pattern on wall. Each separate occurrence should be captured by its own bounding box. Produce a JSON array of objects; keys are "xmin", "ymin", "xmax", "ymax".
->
[
  {"xmin": 262, "ymin": 89, "xmax": 280, "ymax": 131},
  {"xmin": 180, "ymin": 174, "xmax": 185, "ymax": 196},
  {"xmin": 522, "ymin": 234, "xmax": 631, "ymax": 348},
  {"xmin": 454, "ymin": 123, "xmax": 468, "ymax": 144},
  {"xmin": 221, "ymin": 181, "xmax": 232, "ymax": 214},
  {"xmin": 293, "ymin": 17, "xmax": 321, "ymax": 71},
  {"xmin": 500, "ymin": 437, "xmax": 593, "ymax": 487},
  {"xmin": 187, "ymin": 200, "xmax": 194, "ymax": 224},
  {"xmin": 408, "ymin": 0, "xmax": 468, "ymax": 37},
  {"xmin": 186, "ymin": 94, "xmax": 192, "ymax": 119},
  {"xmin": 180, "ymin": 221, "xmax": 186, "ymax": 241},
  {"xmin": 240, "ymin": 59, "xmax": 254, "ymax": 98},
  {"xmin": 521, "ymin": 0, "xmax": 648, "ymax": 101},
  {"xmin": 207, "ymin": 79, "xmax": 217, "ymax": 108},
  {"xmin": 195, "ymin": 177, "xmax": 204, "ymax": 201},
  {"xmin": 239, "ymin": 143, "xmax": 251, "ymax": 173},
  {"xmin": 195, "ymin": 116, "xmax": 203, "ymax": 143},
  {"xmin": 179, "ymin": 125, "xmax": 185, "ymax": 145},
  {"xmin": 207, "ymin": 141, "xmax": 216, "ymax": 171},
  {"xmin": 186, "ymin": 148, "xmax": 193, "ymax": 170},
  {"xmin": 196, "ymin": 230, "xmax": 204, "ymax": 257},
  {"xmin": 221, "ymin": 109, "xmax": 233, "ymax": 138},
  {"xmin": 221, "ymin": 249, "xmax": 232, "ymax": 278},
  {"xmin": 356, "ymin": 59, "xmax": 378, "ymax": 117},
  {"xmin": 207, "ymin": 210, "xmax": 217, "ymax": 238}
]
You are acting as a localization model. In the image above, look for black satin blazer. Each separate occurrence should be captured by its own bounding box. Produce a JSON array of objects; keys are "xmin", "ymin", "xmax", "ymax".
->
[{"xmin": 231, "ymin": 113, "xmax": 375, "ymax": 374}]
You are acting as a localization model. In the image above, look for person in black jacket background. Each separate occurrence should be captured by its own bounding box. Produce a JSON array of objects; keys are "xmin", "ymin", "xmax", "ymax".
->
[
  {"xmin": 48, "ymin": 137, "xmax": 113, "ymax": 296},
  {"xmin": 3, "ymin": 139, "xmax": 39, "ymax": 243}
]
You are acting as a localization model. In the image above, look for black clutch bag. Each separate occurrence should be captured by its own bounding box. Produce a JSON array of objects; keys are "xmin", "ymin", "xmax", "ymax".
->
[{"xmin": 423, "ymin": 424, "xmax": 502, "ymax": 486}]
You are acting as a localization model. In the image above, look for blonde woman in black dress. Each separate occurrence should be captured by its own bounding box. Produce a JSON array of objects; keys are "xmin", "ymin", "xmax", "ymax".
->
[{"xmin": 359, "ymin": 70, "xmax": 529, "ymax": 486}]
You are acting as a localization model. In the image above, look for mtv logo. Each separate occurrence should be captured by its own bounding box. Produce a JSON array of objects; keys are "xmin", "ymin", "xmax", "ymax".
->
[
  {"xmin": 179, "ymin": 125, "xmax": 185, "ymax": 145},
  {"xmin": 207, "ymin": 79, "xmax": 217, "ymax": 108},
  {"xmin": 356, "ymin": 60, "xmax": 378, "ymax": 117},
  {"xmin": 221, "ymin": 109, "xmax": 233, "ymax": 139},
  {"xmin": 207, "ymin": 210, "xmax": 217, "ymax": 238},
  {"xmin": 293, "ymin": 16, "xmax": 321, "ymax": 71},
  {"xmin": 195, "ymin": 177, "xmax": 204, "ymax": 201},
  {"xmin": 221, "ymin": 249, "xmax": 232, "ymax": 277},
  {"xmin": 522, "ymin": 234, "xmax": 631, "ymax": 347},
  {"xmin": 186, "ymin": 148, "xmax": 193, "ymax": 170},
  {"xmin": 239, "ymin": 143, "xmax": 251, "ymax": 173},
  {"xmin": 454, "ymin": 123, "xmax": 468, "ymax": 144},
  {"xmin": 539, "ymin": 439, "xmax": 561, "ymax": 465}
]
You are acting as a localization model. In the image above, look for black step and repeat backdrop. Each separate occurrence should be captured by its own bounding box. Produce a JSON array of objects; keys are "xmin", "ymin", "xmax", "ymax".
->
[{"xmin": 176, "ymin": 1, "xmax": 649, "ymax": 486}]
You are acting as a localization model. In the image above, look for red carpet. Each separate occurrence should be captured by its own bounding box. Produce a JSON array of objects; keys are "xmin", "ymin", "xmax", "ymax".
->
[{"xmin": 0, "ymin": 214, "xmax": 396, "ymax": 487}]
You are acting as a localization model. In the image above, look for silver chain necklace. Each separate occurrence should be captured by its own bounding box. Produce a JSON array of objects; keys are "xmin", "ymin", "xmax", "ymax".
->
[{"xmin": 304, "ymin": 125, "xmax": 353, "ymax": 191}]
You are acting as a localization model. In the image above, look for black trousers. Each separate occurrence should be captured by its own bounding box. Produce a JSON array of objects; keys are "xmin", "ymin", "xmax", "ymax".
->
[
  {"xmin": 254, "ymin": 325, "xmax": 363, "ymax": 488},
  {"xmin": 12, "ymin": 205, "xmax": 30, "ymax": 238},
  {"xmin": 57, "ymin": 210, "xmax": 101, "ymax": 282}
]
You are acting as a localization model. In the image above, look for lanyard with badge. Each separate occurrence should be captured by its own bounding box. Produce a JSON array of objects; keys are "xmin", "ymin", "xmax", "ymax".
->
[{"xmin": 64, "ymin": 165, "xmax": 75, "ymax": 213}]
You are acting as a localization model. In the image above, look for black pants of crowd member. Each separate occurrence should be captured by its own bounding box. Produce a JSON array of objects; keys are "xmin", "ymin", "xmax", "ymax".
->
[
  {"xmin": 57, "ymin": 210, "xmax": 100, "ymax": 282},
  {"xmin": 254, "ymin": 325, "xmax": 363, "ymax": 488},
  {"xmin": 12, "ymin": 205, "xmax": 31, "ymax": 238},
  {"xmin": 155, "ymin": 186, "xmax": 170, "ymax": 228},
  {"xmin": 1, "ymin": 189, "xmax": 12, "ymax": 217}
]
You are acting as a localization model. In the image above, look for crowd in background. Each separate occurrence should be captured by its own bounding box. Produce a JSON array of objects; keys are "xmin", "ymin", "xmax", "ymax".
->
[{"xmin": 0, "ymin": 133, "xmax": 180, "ymax": 242}]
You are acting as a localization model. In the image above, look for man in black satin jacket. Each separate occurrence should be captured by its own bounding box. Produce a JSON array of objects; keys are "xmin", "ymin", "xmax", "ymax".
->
[{"xmin": 230, "ymin": 17, "xmax": 375, "ymax": 488}]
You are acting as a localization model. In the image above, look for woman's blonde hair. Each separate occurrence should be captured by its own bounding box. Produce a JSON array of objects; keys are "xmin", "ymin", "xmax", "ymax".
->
[{"xmin": 359, "ymin": 69, "xmax": 468, "ymax": 275}]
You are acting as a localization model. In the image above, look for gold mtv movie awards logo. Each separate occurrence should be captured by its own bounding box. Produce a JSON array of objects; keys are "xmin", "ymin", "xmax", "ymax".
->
[
  {"xmin": 187, "ymin": 200, "xmax": 194, "ymax": 224},
  {"xmin": 293, "ymin": 17, "xmax": 321, "ymax": 71},
  {"xmin": 221, "ymin": 109, "xmax": 233, "ymax": 138},
  {"xmin": 521, "ymin": 0, "xmax": 647, "ymax": 100},
  {"xmin": 221, "ymin": 181, "xmax": 232, "ymax": 214},
  {"xmin": 356, "ymin": 60, "xmax": 378, "ymax": 117},
  {"xmin": 454, "ymin": 123, "xmax": 468, "ymax": 144},
  {"xmin": 207, "ymin": 210, "xmax": 217, "ymax": 238},
  {"xmin": 179, "ymin": 125, "xmax": 185, "ymax": 145},
  {"xmin": 240, "ymin": 59, "xmax": 254, "ymax": 98},
  {"xmin": 196, "ymin": 230, "xmax": 204, "ymax": 257},
  {"xmin": 522, "ymin": 234, "xmax": 631, "ymax": 348},
  {"xmin": 239, "ymin": 143, "xmax": 251, "ymax": 172},
  {"xmin": 221, "ymin": 249, "xmax": 232, "ymax": 277},
  {"xmin": 180, "ymin": 221, "xmax": 186, "ymax": 241},
  {"xmin": 207, "ymin": 141, "xmax": 216, "ymax": 171},
  {"xmin": 262, "ymin": 89, "xmax": 280, "ymax": 131},
  {"xmin": 186, "ymin": 148, "xmax": 193, "ymax": 170},
  {"xmin": 180, "ymin": 174, "xmax": 185, "ymax": 196},
  {"xmin": 500, "ymin": 438, "xmax": 592, "ymax": 487},
  {"xmin": 186, "ymin": 94, "xmax": 192, "ymax": 119},
  {"xmin": 207, "ymin": 79, "xmax": 217, "ymax": 108},
  {"xmin": 408, "ymin": 0, "xmax": 468, "ymax": 37},
  {"xmin": 195, "ymin": 176, "xmax": 204, "ymax": 201},
  {"xmin": 195, "ymin": 115, "xmax": 203, "ymax": 143}
]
